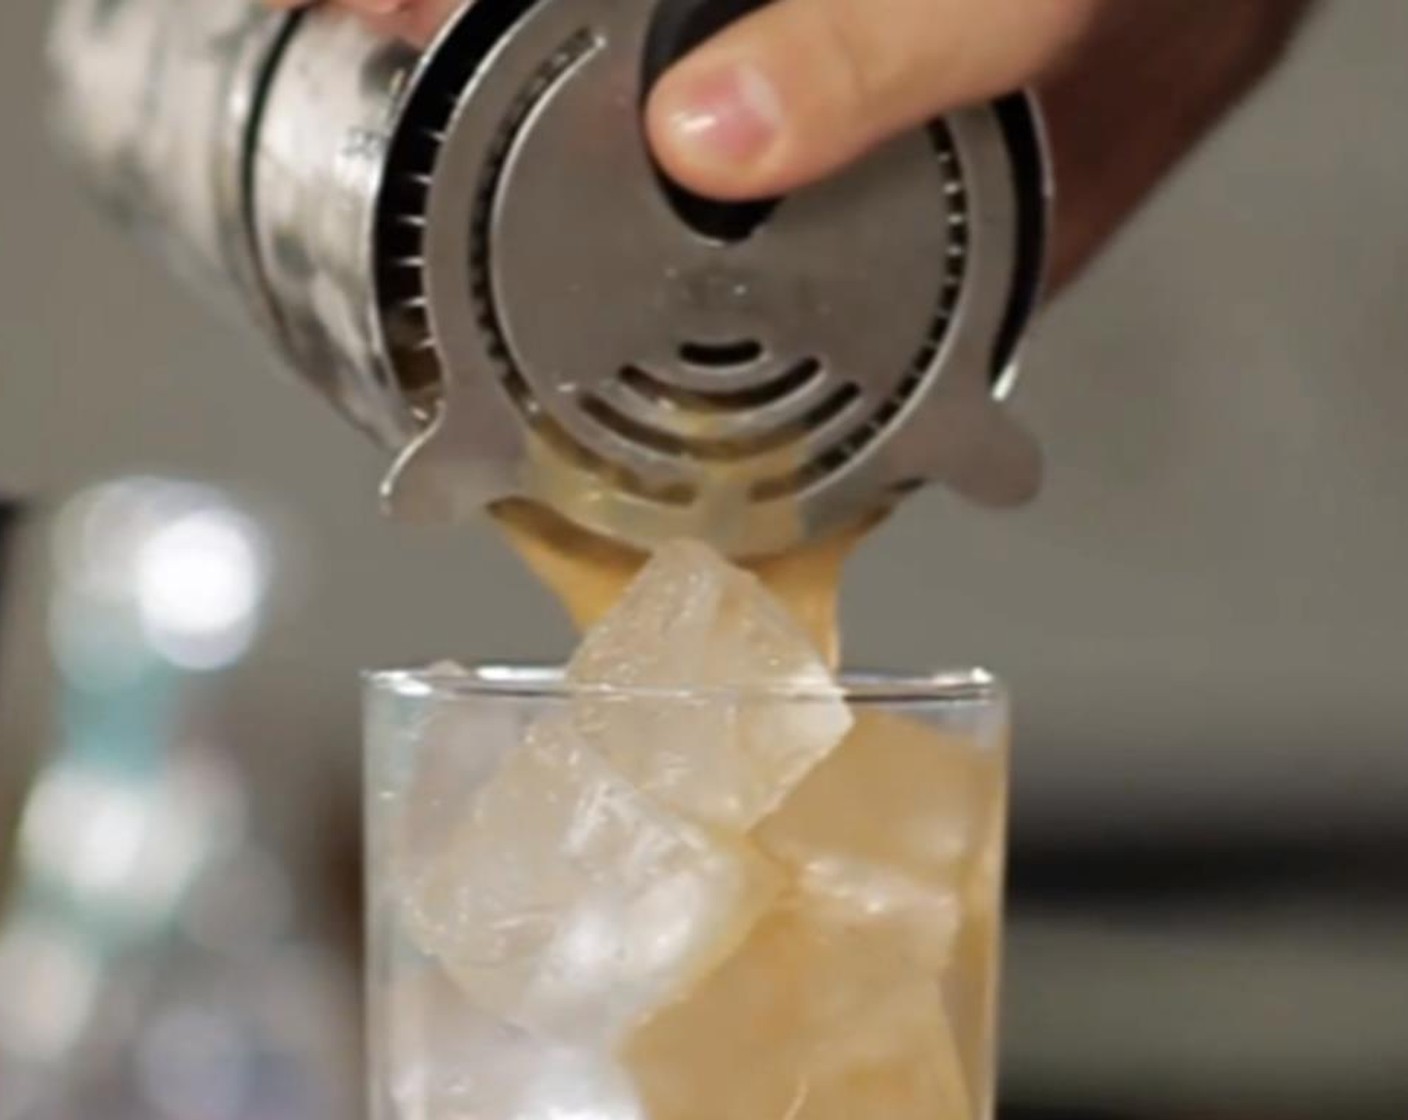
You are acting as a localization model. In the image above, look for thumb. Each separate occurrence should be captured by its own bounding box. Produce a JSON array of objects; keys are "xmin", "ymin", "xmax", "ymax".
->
[{"xmin": 646, "ymin": 0, "xmax": 1096, "ymax": 200}]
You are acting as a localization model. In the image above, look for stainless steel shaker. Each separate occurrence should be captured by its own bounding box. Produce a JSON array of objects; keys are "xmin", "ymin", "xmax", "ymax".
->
[{"xmin": 48, "ymin": 0, "xmax": 1052, "ymax": 557}]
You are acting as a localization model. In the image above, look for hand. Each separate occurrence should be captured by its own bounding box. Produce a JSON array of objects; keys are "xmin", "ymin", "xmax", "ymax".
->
[{"xmin": 265, "ymin": 0, "xmax": 1313, "ymax": 290}]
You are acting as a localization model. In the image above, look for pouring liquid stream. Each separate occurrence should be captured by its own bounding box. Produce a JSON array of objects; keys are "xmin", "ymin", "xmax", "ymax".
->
[
  {"xmin": 491, "ymin": 422, "xmax": 888, "ymax": 664},
  {"xmin": 491, "ymin": 502, "xmax": 882, "ymax": 667}
]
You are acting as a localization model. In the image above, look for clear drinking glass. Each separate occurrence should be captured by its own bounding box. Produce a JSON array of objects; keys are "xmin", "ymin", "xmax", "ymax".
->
[{"xmin": 365, "ymin": 666, "xmax": 1009, "ymax": 1120}]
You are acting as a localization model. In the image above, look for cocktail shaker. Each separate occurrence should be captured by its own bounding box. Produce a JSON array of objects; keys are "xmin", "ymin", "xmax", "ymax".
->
[{"xmin": 48, "ymin": 0, "xmax": 1051, "ymax": 556}]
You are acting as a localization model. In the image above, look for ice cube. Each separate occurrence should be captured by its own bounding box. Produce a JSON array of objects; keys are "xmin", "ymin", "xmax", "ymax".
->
[
  {"xmin": 402, "ymin": 717, "xmax": 780, "ymax": 1046},
  {"xmin": 624, "ymin": 912, "xmax": 972, "ymax": 1120},
  {"xmin": 382, "ymin": 966, "xmax": 641, "ymax": 1120},
  {"xmin": 567, "ymin": 541, "xmax": 852, "ymax": 831},
  {"xmin": 754, "ymin": 710, "xmax": 1002, "ymax": 970},
  {"xmin": 376, "ymin": 663, "xmax": 528, "ymax": 894}
]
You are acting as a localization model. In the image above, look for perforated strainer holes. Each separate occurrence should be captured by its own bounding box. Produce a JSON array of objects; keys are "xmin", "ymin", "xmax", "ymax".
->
[
  {"xmin": 677, "ymin": 339, "xmax": 764, "ymax": 367},
  {"xmin": 575, "ymin": 357, "xmax": 850, "ymax": 486},
  {"xmin": 581, "ymin": 381, "xmax": 861, "ymax": 462},
  {"xmin": 620, "ymin": 358, "xmax": 822, "ymax": 414}
]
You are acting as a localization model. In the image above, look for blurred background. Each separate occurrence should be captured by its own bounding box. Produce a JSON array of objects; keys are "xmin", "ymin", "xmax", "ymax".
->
[{"xmin": 3, "ymin": 1, "xmax": 1407, "ymax": 1118}]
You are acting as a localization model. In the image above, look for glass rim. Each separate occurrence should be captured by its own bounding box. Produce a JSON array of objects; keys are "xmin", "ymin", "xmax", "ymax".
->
[{"xmin": 364, "ymin": 663, "xmax": 1005, "ymax": 707}]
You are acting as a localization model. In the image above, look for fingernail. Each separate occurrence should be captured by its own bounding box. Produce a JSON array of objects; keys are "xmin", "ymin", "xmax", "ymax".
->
[{"xmin": 661, "ymin": 64, "xmax": 783, "ymax": 167}]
